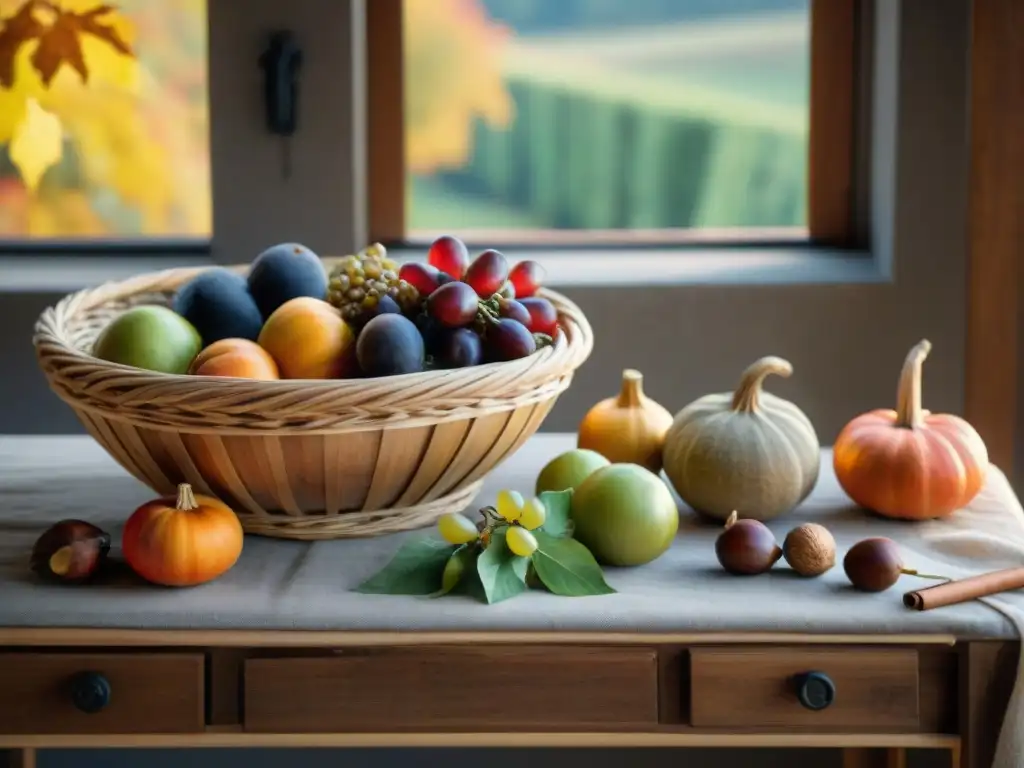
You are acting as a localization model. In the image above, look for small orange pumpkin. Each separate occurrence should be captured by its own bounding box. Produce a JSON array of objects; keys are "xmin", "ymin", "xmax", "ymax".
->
[
  {"xmin": 122, "ymin": 484, "xmax": 244, "ymax": 587},
  {"xmin": 833, "ymin": 339, "xmax": 988, "ymax": 520}
]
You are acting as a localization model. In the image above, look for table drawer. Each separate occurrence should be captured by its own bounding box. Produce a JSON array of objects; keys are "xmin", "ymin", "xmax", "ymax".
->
[
  {"xmin": 0, "ymin": 653, "xmax": 205, "ymax": 734},
  {"xmin": 244, "ymin": 646, "xmax": 659, "ymax": 732},
  {"xmin": 690, "ymin": 647, "xmax": 920, "ymax": 729}
]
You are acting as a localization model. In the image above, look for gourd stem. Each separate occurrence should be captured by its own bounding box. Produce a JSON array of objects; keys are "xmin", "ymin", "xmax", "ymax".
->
[
  {"xmin": 895, "ymin": 340, "xmax": 931, "ymax": 428},
  {"xmin": 176, "ymin": 483, "xmax": 198, "ymax": 511},
  {"xmin": 731, "ymin": 356, "xmax": 794, "ymax": 413},
  {"xmin": 617, "ymin": 369, "xmax": 644, "ymax": 407}
]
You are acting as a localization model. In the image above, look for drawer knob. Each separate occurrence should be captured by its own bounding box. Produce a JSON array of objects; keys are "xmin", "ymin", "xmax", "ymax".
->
[
  {"xmin": 794, "ymin": 671, "xmax": 835, "ymax": 711},
  {"xmin": 69, "ymin": 671, "xmax": 111, "ymax": 714}
]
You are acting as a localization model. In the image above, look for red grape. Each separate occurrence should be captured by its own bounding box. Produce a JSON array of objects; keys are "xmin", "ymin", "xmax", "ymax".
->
[
  {"xmin": 497, "ymin": 281, "xmax": 516, "ymax": 299},
  {"xmin": 399, "ymin": 262, "xmax": 441, "ymax": 296},
  {"xmin": 519, "ymin": 297, "xmax": 559, "ymax": 336},
  {"xmin": 436, "ymin": 328, "xmax": 483, "ymax": 368},
  {"xmin": 509, "ymin": 260, "xmax": 546, "ymax": 298},
  {"xmin": 427, "ymin": 236, "xmax": 469, "ymax": 280},
  {"xmin": 427, "ymin": 281, "xmax": 479, "ymax": 327},
  {"xmin": 485, "ymin": 318, "xmax": 537, "ymax": 362},
  {"xmin": 464, "ymin": 249, "xmax": 510, "ymax": 298},
  {"xmin": 496, "ymin": 297, "xmax": 531, "ymax": 326}
]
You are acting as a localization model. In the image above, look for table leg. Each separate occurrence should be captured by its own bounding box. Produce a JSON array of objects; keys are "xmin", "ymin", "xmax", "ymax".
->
[
  {"xmin": 842, "ymin": 749, "xmax": 906, "ymax": 768},
  {"xmin": 3, "ymin": 749, "xmax": 36, "ymax": 768}
]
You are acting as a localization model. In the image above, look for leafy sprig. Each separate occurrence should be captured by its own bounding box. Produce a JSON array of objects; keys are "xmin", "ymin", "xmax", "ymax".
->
[{"xmin": 355, "ymin": 489, "xmax": 615, "ymax": 604}]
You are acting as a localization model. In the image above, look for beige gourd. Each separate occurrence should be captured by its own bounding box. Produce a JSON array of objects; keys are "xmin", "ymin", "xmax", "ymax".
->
[{"xmin": 662, "ymin": 356, "xmax": 820, "ymax": 521}]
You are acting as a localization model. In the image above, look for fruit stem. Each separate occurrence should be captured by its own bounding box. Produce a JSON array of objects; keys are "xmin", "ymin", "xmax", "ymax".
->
[
  {"xmin": 895, "ymin": 339, "xmax": 932, "ymax": 428},
  {"xmin": 176, "ymin": 483, "xmax": 199, "ymax": 512},
  {"xmin": 617, "ymin": 369, "xmax": 645, "ymax": 407},
  {"xmin": 731, "ymin": 357, "xmax": 793, "ymax": 413},
  {"xmin": 724, "ymin": 511, "xmax": 738, "ymax": 530},
  {"xmin": 900, "ymin": 567, "xmax": 949, "ymax": 581}
]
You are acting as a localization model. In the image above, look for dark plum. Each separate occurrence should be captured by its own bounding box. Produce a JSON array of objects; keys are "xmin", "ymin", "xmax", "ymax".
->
[
  {"xmin": 436, "ymin": 328, "xmax": 483, "ymax": 369},
  {"xmin": 172, "ymin": 268, "xmax": 263, "ymax": 345},
  {"xmin": 484, "ymin": 318, "xmax": 536, "ymax": 362},
  {"xmin": 247, "ymin": 243, "xmax": 327, "ymax": 320},
  {"xmin": 519, "ymin": 297, "xmax": 559, "ymax": 336},
  {"xmin": 359, "ymin": 294, "xmax": 402, "ymax": 325},
  {"xmin": 508, "ymin": 260, "xmax": 546, "ymax": 298},
  {"xmin": 399, "ymin": 262, "xmax": 442, "ymax": 296},
  {"xmin": 427, "ymin": 236, "xmax": 470, "ymax": 280},
  {"xmin": 464, "ymin": 249, "xmax": 510, "ymax": 298},
  {"xmin": 427, "ymin": 281, "xmax": 479, "ymax": 327},
  {"xmin": 496, "ymin": 297, "xmax": 531, "ymax": 326},
  {"xmin": 356, "ymin": 314, "xmax": 425, "ymax": 377}
]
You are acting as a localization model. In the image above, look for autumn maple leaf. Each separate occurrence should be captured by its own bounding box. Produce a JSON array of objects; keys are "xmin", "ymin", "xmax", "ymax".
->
[
  {"xmin": 0, "ymin": 2, "xmax": 44, "ymax": 88},
  {"xmin": 31, "ymin": 3, "xmax": 132, "ymax": 86}
]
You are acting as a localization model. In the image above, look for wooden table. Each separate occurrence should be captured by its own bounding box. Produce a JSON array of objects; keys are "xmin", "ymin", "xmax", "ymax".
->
[{"xmin": 0, "ymin": 435, "xmax": 1018, "ymax": 768}]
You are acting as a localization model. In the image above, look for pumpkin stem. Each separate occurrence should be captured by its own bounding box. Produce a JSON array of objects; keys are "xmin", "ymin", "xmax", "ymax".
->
[
  {"xmin": 176, "ymin": 483, "xmax": 199, "ymax": 511},
  {"xmin": 895, "ymin": 339, "xmax": 931, "ymax": 428},
  {"xmin": 731, "ymin": 356, "xmax": 793, "ymax": 413},
  {"xmin": 617, "ymin": 369, "xmax": 645, "ymax": 408}
]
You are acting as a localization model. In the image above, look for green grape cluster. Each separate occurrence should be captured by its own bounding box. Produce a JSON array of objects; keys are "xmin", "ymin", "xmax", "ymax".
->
[
  {"xmin": 327, "ymin": 243, "xmax": 420, "ymax": 322},
  {"xmin": 437, "ymin": 488, "xmax": 547, "ymax": 557}
]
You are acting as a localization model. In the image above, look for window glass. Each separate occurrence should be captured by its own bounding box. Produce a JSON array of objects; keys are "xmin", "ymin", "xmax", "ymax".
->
[
  {"xmin": 0, "ymin": 0, "xmax": 210, "ymax": 239},
  {"xmin": 403, "ymin": 0, "xmax": 809, "ymax": 237}
]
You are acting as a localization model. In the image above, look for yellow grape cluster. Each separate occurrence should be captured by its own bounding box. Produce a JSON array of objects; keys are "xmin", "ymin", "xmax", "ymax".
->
[{"xmin": 436, "ymin": 489, "xmax": 548, "ymax": 557}]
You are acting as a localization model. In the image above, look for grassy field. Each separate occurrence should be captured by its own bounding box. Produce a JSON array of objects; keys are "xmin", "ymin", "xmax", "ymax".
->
[{"xmin": 408, "ymin": 11, "xmax": 808, "ymax": 232}]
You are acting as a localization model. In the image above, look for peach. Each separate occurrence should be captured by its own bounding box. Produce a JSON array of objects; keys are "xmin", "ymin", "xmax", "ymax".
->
[
  {"xmin": 257, "ymin": 297, "xmax": 356, "ymax": 379},
  {"xmin": 190, "ymin": 338, "xmax": 279, "ymax": 380}
]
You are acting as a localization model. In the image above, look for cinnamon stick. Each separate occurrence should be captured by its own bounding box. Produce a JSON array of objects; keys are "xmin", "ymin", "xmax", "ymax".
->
[{"xmin": 903, "ymin": 567, "xmax": 1024, "ymax": 611}]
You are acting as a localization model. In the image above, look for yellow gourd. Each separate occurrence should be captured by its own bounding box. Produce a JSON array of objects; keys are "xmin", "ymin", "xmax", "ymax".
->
[
  {"xmin": 661, "ymin": 356, "xmax": 820, "ymax": 521},
  {"xmin": 577, "ymin": 369, "xmax": 673, "ymax": 473}
]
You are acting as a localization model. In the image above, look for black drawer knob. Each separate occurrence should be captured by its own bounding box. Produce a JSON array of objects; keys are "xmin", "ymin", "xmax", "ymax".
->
[
  {"xmin": 794, "ymin": 671, "xmax": 835, "ymax": 711},
  {"xmin": 69, "ymin": 671, "xmax": 111, "ymax": 714}
]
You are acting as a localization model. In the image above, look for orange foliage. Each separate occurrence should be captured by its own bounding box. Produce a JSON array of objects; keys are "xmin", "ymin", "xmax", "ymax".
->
[
  {"xmin": 404, "ymin": 0, "xmax": 514, "ymax": 175},
  {"xmin": 0, "ymin": 0, "xmax": 210, "ymax": 238}
]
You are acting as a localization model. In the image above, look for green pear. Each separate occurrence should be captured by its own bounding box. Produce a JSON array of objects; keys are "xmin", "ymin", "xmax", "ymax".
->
[{"xmin": 93, "ymin": 306, "xmax": 202, "ymax": 374}]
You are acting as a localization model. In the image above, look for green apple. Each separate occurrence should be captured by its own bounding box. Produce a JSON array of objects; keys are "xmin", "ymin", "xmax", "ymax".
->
[
  {"xmin": 535, "ymin": 448, "xmax": 610, "ymax": 495},
  {"xmin": 571, "ymin": 463, "xmax": 679, "ymax": 566},
  {"xmin": 93, "ymin": 306, "xmax": 202, "ymax": 374}
]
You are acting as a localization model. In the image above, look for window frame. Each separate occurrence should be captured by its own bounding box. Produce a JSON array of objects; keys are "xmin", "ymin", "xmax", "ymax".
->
[{"xmin": 366, "ymin": 0, "xmax": 858, "ymax": 248}]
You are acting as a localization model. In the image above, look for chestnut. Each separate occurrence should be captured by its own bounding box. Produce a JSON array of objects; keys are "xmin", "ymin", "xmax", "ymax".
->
[
  {"xmin": 842, "ymin": 537, "xmax": 947, "ymax": 592},
  {"xmin": 31, "ymin": 520, "xmax": 111, "ymax": 583},
  {"xmin": 715, "ymin": 511, "xmax": 782, "ymax": 575}
]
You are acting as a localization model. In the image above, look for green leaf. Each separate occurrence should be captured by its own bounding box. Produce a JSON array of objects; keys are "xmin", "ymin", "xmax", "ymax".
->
[
  {"xmin": 432, "ymin": 544, "xmax": 478, "ymax": 597},
  {"xmin": 355, "ymin": 536, "xmax": 456, "ymax": 595},
  {"xmin": 532, "ymin": 530, "xmax": 616, "ymax": 597},
  {"xmin": 538, "ymin": 489, "xmax": 574, "ymax": 538},
  {"xmin": 476, "ymin": 528, "xmax": 529, "ymax": 604}
]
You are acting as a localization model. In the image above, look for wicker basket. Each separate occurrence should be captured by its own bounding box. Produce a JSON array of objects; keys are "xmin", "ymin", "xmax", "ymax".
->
[{"xmin": 33, "ymin": 261, "xmax": 593, "ymax": 540}]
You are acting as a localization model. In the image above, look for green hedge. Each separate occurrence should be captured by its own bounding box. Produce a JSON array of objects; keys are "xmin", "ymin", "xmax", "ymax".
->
[{"xmin": 446, "ymin": 77, "xmax": 807, "ymax": 230}]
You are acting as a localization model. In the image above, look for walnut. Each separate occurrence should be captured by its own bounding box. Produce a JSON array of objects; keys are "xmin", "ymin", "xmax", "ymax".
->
[{"xmin": 782, "ymin": 523, "xmax": 836, "ymax": 577}]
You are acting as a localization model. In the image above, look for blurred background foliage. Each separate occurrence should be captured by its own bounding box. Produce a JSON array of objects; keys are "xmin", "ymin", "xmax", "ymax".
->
[
  {"xmin": 405, "ymin": 0, "xmax": 810, "ymax": 234},
  {"xmin": 0, "ymin": 0, "xmax": 807, "ymax": 240}
]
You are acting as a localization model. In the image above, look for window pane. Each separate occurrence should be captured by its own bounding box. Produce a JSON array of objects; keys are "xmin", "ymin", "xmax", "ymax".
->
[
  {"xmin": 0, "ymin": 0, "xmax": 210, "ymax": 240},
  {"xmin": 404, "ymin": 0, "xmax": 809, "ymax": 237}
]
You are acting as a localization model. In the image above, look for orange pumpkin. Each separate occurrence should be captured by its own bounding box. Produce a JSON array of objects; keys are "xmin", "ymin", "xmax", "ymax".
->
[
  {"xmin": 833, "ymin": 339, "xmax": 988, "ymax": 520},
  {"xmin": 122, "ymin": 484, "xmax": 244, "ymax": 587}
]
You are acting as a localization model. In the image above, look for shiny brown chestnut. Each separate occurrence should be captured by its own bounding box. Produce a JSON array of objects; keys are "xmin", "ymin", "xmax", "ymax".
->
[
  {"xmin": 31, "ymin": 519, "xmax": 111, "ymax": 583},
  {"xmin": 715, "ymin": 511, "xmax": 783, "ymax": 576}
]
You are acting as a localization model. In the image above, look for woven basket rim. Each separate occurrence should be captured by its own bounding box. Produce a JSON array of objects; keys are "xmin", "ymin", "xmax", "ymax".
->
[{"xmin": 32, "ymin": 261, "xmax": 594, "ymax": 432}]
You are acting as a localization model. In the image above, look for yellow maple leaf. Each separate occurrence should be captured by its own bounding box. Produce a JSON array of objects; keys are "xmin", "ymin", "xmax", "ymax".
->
[{"xmin": 9, "ymin": 97, "xmax": 63, "ymax": 191}]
